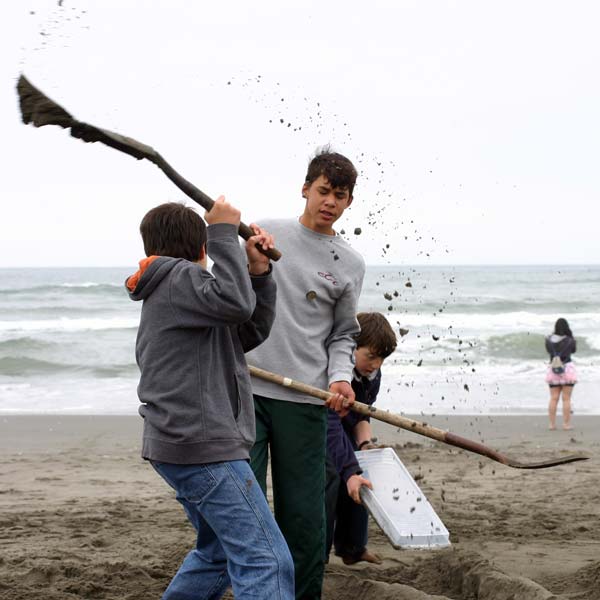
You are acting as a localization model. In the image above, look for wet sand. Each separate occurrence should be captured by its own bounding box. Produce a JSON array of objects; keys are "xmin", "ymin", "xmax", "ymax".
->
[{"xmin": 1, "ymin": 414, "xmax": 598, "ymax": 599}]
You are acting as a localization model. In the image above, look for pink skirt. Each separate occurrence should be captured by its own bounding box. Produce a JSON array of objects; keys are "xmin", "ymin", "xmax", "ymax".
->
[{"xmin": 545, "ymin": 362, "xmax": 577, "ymax": 386}]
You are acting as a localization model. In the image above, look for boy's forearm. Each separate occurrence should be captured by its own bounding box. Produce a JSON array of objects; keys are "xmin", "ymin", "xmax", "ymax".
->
[
  {"xmin": 205, "ymin": 224, "xmax": 256, "ymax": 314},
  {"xmin": 326, "ymin": 322, "xmax": 360, "ymax": 384},
  {"xmin": 327, "ymin": 339, "xmax": 356, "ymax": 384},
  {"xmin": 171, "ymin": 225, "xmax": 258, "ymax": 327}
]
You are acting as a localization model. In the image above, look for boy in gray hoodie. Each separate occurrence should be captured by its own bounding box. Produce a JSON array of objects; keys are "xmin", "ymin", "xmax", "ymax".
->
[{"xmin": 127, "ymin": 198, "xmax": 294, "ymax": 599}]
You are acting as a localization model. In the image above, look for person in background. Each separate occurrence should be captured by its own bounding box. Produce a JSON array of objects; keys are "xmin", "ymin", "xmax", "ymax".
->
[
  {"xmin": 545, "ymin": 317, "xmax": 577, "ymax": 430},
  {"xmin": 325, "ymin": 312, "xmax": 397, "ymax": 565}
]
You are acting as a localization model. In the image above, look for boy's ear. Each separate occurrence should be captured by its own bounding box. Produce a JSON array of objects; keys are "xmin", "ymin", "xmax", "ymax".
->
[
  {"xmin": 301, "ymin": 183, "xmax": 309, "ymax": 199},
  {"xmin": 346, "ymin": 195, "xmax": 353, "ymax": 207},
  {"xmin": 198, "ymin": 244, "xmax": 206, "ymax": 261}
]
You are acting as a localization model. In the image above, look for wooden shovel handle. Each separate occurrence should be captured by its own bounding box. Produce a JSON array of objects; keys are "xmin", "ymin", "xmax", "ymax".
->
[
  {"xmin": 153, "ymin": 155, "xmax": 281, "ymax": 261},
  {"xmin": 247, "ymin": 365, "xmax": 590, "ymax": 469},
  {"xmin": 248, "ymin": 365, "xmax": 446, "ymax": 441}
]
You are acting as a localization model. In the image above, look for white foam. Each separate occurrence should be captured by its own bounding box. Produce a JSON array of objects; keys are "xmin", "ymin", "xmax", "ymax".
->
[
  {"xmin": 0, "ymin": 317, "xmax": 138, "ymax": 333},
  {"xmin": 388, "ymin": 311, "xmax": 600, "ymax": 332}
]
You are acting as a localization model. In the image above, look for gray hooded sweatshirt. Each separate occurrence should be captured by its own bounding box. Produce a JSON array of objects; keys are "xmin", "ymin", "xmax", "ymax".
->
[
  {"xmin": 246, "ymin": 219, "xmax": 365, "ymax": 404},
  {"xmin": 127, "ymin": 223, "xmax": 276, "ymax": 464}
]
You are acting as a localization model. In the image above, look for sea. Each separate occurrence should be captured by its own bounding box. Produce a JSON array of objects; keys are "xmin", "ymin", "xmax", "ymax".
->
[{"xmin": 0, "ymin": 265, "xmax": 598, "ymax": 415}]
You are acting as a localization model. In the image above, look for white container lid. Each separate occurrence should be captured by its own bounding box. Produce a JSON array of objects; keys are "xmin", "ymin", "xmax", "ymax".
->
[{"xmin": 357, "ymin": 447, "xmax": 450, "ymax": 549}]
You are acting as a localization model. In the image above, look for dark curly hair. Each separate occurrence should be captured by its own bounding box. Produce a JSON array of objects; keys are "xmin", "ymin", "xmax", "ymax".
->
[{"xmin": 305, "ymin": 146, "xmax": 358, "ymax": 197}]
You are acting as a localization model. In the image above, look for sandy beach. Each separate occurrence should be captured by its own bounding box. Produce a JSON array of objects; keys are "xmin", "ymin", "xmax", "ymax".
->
[{"xmin": 1, "ymin": 414, "xmax": 598, "ymax": 600}]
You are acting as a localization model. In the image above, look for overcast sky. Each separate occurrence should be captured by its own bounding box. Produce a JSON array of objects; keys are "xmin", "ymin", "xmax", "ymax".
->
[{"xmin": 2, "ymin": 1, "xmax": 599, "ymax": 267}]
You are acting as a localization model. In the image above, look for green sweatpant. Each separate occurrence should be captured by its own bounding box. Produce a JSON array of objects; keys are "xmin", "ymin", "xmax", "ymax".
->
[{"xmin": 251, "ymin": 394, "xmax": 327, "ymax": 600}]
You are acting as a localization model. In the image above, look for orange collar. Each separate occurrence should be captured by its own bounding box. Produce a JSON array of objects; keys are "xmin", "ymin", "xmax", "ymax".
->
[{"xmin": 126, "ymin": 256, "xmax": 160, "ymax": 291}]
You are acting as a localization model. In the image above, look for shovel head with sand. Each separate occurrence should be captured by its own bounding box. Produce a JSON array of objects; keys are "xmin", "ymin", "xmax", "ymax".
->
[{"xmin": 16, "ymin": 74, "xmax": 281, "ymax": 262}]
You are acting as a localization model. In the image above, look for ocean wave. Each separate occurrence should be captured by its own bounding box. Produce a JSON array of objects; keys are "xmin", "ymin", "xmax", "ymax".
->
[
  {"xmin": 0, "ymin": 336, "xmax": 55, "ymax": 353},
  {"xmin": 60, "ymin": 282, "xmax": 116, "ymax": 288},
  {"xmin": 360, "ymin": 294, "xmax": 599, "ymax": 315},
  {"xmin": 536, "ymin": 275, "xmax": 600, "ymax": 285},
  {"xmin": 0, "ymin": 356, "xmax": 137, "ymax": 378},
  {"xmin": 483, "ymin": 333, "xmax": 596, "ymax": 360},
  {"xmin": 0, "ymin": 317, "xmax": 139, "ymax": 333},
  {"xmin": 412, "ymin": 300, "xmax": 595, "ymax": 314},
  {"xmin": 0, "ymin": 283, "xmax": 123, "ymax": 296},
  {"xmin": 384, "ymin": 310, "xmax": 600, "ymax": 333},
  {"xmin": 0, "ymin": 306, "xmax": 128, "ymax": 319},
  {"xmin": 377, "ymin": 332, "xmax": 598, "ymax": 367},
  {"xmin": 482, "ymin": 333, "xmax": 544, "ymax": 360}
]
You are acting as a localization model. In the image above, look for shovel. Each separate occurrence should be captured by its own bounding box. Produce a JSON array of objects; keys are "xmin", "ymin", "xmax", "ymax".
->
[
  {"xmin": 16, "ymin": 74, "xmax": 281, "ymax": 261},
  {"xmin": 248, "ymin": 365, "xmax": 590, "ymax": 469}
]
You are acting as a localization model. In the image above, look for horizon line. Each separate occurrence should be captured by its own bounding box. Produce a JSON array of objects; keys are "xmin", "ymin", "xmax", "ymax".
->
[{"xmin": 1, "ymin": 263, "xmax": 599, "ymax": 269}]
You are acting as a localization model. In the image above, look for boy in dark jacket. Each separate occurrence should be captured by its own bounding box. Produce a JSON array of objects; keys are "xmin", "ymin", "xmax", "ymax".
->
[
  {"xmin": 127, "ymin": 199, "xmax": 294, "ymax": 599},
  {"xmin": 325, "ymin": 312, "xmax": 397, "ymax": 565}
]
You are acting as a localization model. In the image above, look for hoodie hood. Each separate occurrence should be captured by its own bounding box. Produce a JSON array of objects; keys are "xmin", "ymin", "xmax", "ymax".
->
[
  {"xmin": 548, "ymin": 334, "xmax": 566, "ymax": 344},
  {"xmin": 126, "ymin": 256, "xmax": 182, "ymax": 301}
]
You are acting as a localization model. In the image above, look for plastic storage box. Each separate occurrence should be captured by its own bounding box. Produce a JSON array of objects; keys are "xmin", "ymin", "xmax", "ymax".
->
[{"xmin": 356, "ymin": 447, "xmax": 450, "ymax": 549}]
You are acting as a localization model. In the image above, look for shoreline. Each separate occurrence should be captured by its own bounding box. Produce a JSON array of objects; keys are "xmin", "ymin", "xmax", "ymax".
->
[{"xmin": 2, "ymin": 413, "xmax": 597, "ymax": 451}]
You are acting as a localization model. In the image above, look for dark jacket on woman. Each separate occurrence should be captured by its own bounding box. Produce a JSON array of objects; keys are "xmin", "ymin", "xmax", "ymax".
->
[{"xmin": 545, "ymin": 334, "xmax": 576, "ymax": 364}]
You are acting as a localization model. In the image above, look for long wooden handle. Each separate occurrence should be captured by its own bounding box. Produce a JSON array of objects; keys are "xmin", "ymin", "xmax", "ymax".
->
[
  {"xmin": 149, "ymin": 153, "xmax": 281, "ymax": 260},
  {"xmin": 248, "ymin": 365, "xmax": 590, "ymax": 469},
  {"xmin": 16, "ymin": 74, "xmax": 281, "ymax": 262}
]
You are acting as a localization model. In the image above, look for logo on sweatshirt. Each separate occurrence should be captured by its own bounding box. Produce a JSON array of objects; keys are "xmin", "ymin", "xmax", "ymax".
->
[{"xmin": 318, "ymin": 271, "xmax": 338, "ymax": 286}]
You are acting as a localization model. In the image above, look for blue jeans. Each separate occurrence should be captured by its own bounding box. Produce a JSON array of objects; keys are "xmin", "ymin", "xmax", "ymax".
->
[{"xmin": 151, "ymin": 459, "xmax": 294, "ymax": 600}]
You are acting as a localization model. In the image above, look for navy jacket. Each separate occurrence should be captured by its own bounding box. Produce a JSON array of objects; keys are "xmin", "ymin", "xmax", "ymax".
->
[{"xmin": 327, "ymin": 369, "xmax": 381, "ymax": 482}]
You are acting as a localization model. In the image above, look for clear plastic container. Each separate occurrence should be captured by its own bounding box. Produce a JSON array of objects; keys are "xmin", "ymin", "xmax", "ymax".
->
[{"xmin": 357, "ymin": 447, "xmax": 450, "ymax": 549}]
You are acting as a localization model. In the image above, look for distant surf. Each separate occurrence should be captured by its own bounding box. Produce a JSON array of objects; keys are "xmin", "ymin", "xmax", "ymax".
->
[{"xmin": 1, "ymin": 265, "xmax": 598, "ymax": 414}]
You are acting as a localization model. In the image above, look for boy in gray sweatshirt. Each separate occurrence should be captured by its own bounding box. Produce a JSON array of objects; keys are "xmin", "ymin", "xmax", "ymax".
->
[
  {"xmin": 246, "ymin": 149, "xmax": 365, "ymax": 599},
  {"xmin": 127, "ymin": 199, "xmax": 293, "ymax": 599}
]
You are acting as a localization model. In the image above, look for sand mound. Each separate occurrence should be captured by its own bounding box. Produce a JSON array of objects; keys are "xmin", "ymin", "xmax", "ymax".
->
[
  {"xmin": 325, "ymin": 549, "xmax": 561, "ymax": 600},
  {"xmin": 0, "ymin": 559, "xmax": 169, "ymax": 600},
  {"xmin": 543, "ymin": 559, "xmax": 600, "ymax": 599},
  {"xmin": 324, "ymin": 572, "xmax": 451, "ymax": 599}
]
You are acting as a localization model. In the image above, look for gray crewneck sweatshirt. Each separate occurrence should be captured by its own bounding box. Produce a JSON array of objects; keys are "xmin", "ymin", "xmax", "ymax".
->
[
  {"xmin": 246, "ymin": 219, "xmax": 365, "ymax": 405},
  {"xmin": 127, "ymin": 223, "xmax": 277, "ymax": 464}
]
